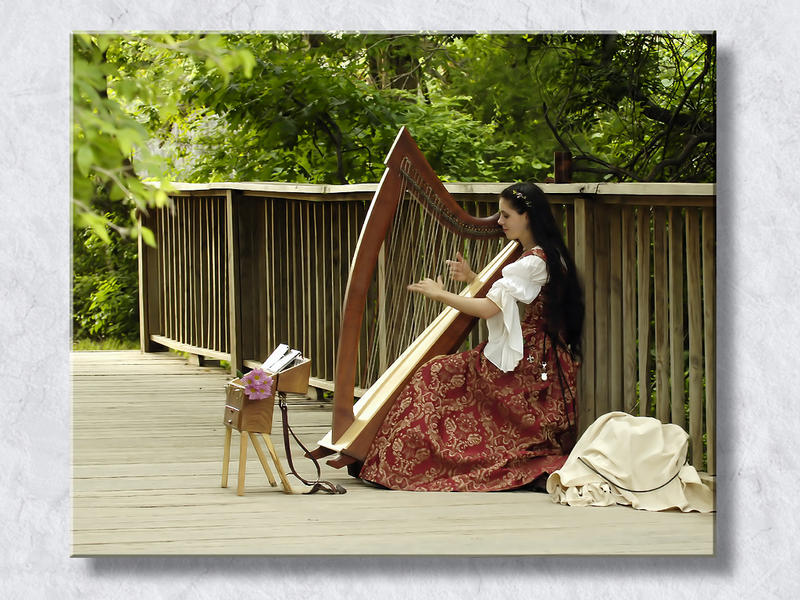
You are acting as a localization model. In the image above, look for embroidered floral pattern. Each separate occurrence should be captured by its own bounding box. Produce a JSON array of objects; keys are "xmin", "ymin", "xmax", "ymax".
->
[{"xmin": 360, "ymin": 248, "xmax": 579, "ymax": 491}]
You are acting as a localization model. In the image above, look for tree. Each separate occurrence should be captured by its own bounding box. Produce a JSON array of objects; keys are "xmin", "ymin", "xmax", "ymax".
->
[
  {"xmin": 141, "ymin": 33, "xmax": 510, "ymax": 185},
  {"xmin": 443, "ymin": 32, "xmax": 716, "ymax": 182},
  {"xmin": 145, "ymin": 32, "xmax": 714, "ymax": 186}
]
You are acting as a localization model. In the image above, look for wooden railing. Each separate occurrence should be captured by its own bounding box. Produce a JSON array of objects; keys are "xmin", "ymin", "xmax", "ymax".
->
[
  {"xmin": 566, "ymin": 184, "xmax": 716, "ymax": 475},
  {"xmin": 138, "ymin": 181, "xmax": 715, "ymax": 472}
]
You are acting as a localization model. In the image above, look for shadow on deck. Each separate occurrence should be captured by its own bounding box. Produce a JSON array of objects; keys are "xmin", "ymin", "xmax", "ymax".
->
[{"xmin": 71, "ymin": 350, "xmax": 714, "ymax": 556}]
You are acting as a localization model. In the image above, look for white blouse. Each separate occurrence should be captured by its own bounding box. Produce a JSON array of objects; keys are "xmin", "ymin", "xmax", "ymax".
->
[{"xmin": 483, "ymin": 251, "xmax": 548, "ymax": 372}]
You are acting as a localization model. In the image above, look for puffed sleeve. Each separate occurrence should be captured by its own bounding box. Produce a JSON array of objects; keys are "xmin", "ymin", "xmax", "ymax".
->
[{"xmin": 483, "ymin": 254, "xmax": 548, "ymax": 372}]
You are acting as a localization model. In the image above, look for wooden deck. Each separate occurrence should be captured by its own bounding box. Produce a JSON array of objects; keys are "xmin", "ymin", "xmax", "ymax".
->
[{"xmin": 72, "ymin": 350, "xmax": 715, "ymax": 556}]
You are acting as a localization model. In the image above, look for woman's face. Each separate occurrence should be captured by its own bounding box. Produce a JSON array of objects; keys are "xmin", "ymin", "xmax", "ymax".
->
[{"xmin": 497, "ymin": 197, "xmax": 530, "ymax": 242}]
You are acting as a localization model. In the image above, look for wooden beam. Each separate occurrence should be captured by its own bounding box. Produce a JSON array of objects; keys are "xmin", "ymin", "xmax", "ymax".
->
[
  {"xmin": 593, "ymin": 204, "xmax": 610, "ymax": 416},
  {"xmin": 686, "ymin": 209, "xmax": 704, "ymax": 469},
  {"xmin": 608, "ymin": 205, "xmax": 623, "ymax": 412},
  {"xmin": 226, "ymin": 189, "xmax": 243, "ymax": 375},
  {"xmin": 653, "ymin": 207, "xmax": 670, "ymax": 422},
  {"xmin": 573, "ymin": 194, "xmax": 595, "ymax": 433},
  {"xmin": 702, "ymin": 208, "xmax": 716, "ymax": 475},
  {"xmin": 137, "ymin": 210, "xmax": 153, "ymax": 352},
  {"xmin": 161, "ymin": 180, "xmax": 715, "ymax": 198},
  {"xmin": 668, "ymin": 207, "xmax": 686, "ymax": 429},
  {"xmin": 149, "ymin": 335, "xmax": 230, "ymax": 362},
  {"xmin": 636, "ymin": 207, "xmax": 652, "ymax": 417},
  {"xmin": 621, "ymin": 206, "xmax": 637, "ymax": 413}
]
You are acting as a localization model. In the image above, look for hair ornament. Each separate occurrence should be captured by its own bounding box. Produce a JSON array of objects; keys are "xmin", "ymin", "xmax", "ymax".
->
[{"xmin": 511, "ymin": 188, "xmax": 533, "ymax": 208}]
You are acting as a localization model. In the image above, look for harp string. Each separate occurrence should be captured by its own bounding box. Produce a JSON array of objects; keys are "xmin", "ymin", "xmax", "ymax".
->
[{"xmin": 355, "ymin": 163, "xmax": 504, "ymax": 390}]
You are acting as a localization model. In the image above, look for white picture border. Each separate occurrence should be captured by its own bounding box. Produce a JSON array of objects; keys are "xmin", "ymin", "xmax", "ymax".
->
[{"xmin": 2, "ymin": 0, "xmax": 796, "ymax": 597}]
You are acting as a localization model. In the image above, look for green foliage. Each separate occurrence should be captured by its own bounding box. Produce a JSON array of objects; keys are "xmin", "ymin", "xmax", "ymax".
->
[
  {"xmin": 72, "ymin": 194, "xmax": 139, "ymax": 341},
  {"xmin": 74, "ymin": 32, "xmax": 715, "ymax": 232},
  {"xmin": 140, "ymin": 32, "xmax": 713, "ymax": 185},
  {"xmin": 142, "ymin": 33, "xmax": 512, "ymax": 184},
  {"xmin": 85, "ymin": 275, "xmax": 137, "ymax": 337},
  {"xmin": 444, "ymin": 33, "xmax": 715, "ymax": 182},
  {"xmin": 72, "ymin": 32, "xmax": 716, "ymax": 342},
  {"xmin": 72, "ymin": 33, "xmax": 256, "ymax": 343},
  {"xmin": 72, "ymin": 33, "xmax": 255, "ymax": 241}
]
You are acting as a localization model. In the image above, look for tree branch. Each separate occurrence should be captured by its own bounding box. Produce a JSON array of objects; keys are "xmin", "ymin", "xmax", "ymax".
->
[
  {"xmin": 315, "ymin": 114, "xmax": 347, "ymax": 184},
  {"xmin": 545, "ymin": 100, "xmax": 643, "ymax": 181},
  {"xmin": 572, "ymin": 154, "xmax": 642, "ymax": 181},
  {"xmin": 645, "ymin": 132, "xmax": 715, "ymax": 181},
  {"xmin": 542, "ymin": 101, "xmax": 571, "ymax": 153},
  {"xmin": 625, "ymin": 130, "xmax": 664, "ymax": 173},
  {"xmin": 570, "ymin": 166, "xmax": 627, "ymax": 181},
  {"xmin": 661, "ymin": 34, "xmax": 714, "ymax": 159}
]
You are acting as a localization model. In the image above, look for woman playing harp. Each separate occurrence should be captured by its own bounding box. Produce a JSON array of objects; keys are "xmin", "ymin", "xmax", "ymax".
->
[{"xmin": 357, "ymin": 182, "xmax": 585, "ymax": 491}]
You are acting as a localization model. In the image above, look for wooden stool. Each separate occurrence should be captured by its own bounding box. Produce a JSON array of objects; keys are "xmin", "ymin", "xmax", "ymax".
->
[{"xmin": 220, "ymin": 359, "xmax": 311, "ymax": 495}]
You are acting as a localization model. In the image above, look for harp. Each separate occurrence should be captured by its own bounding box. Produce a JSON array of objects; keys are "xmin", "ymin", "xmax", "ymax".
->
[{"xmin": 312, "ymin": 127, "xmax": 521, "ymax": 468}]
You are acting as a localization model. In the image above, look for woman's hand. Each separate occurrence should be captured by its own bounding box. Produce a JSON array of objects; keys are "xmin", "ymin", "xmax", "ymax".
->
[
  {"xmin": 407, "ymin": 276, "xmax": 445, "ymax": 301},
  {"xmin": 408, "ymin": 273, "xmax": 500, "ymax": 319},
  {"xmin": 445, "ymin": 252, "xmax": 476, "ymax": 283}
]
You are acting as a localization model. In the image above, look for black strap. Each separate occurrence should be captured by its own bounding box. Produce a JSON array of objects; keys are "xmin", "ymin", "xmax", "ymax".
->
[
  {"xmin": 577, "ymin": 456, "xmax": 686, "ymax": 494},
  {"xmin": 277, "ymin": 395, "xmax": 346, "ymax": 495}
]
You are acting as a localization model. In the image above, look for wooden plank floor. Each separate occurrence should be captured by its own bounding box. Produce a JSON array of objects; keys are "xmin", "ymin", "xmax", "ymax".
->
[{"xmin": 72, "ymin": 350, "xmax": 715, "ymax": 556}]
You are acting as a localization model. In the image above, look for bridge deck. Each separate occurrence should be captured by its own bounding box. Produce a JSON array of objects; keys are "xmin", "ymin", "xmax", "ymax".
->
[{"xmin": 72, "ymin": 350, "xmax": 714, "ymax": 555}]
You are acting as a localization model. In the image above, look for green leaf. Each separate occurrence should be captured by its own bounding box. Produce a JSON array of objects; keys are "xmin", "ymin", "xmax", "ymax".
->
[
  {"xmin": 75, "ymin": 211, "xmax": 111, "ymax": 243},
  {"xmin": 116, "ymin": 127, "xmax": 143, "ymax": 157},
  {"xmin": 140, "ymin": 225, "xmax": 156, "ymax": 247},
  {"xmin": 238, "ymin": 49, "xmax": 256, "ymax": 78},
  {"xmin": 75, "ymin": 144, "xmax": 94, "ymax": 176},
  {"xmin": 95, "ymin": 34, "xmax": 111, "ymax": 53},
  {"xmin": 109, "ymin": 183, "xmax": 126, "ymax": 201}
]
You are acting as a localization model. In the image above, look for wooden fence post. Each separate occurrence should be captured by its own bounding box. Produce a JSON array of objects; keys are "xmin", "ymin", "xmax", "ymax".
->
[
  {"xmin": 636, "ymin": 207, "xmax": 653, "ymax": 416},
  {"xmin": 621, "ymin": 206, "xmax": 637, "ymax": 413},
  {"xmin": 702, "ymin": 208, "xmax": 716, "ymax": 475},
  {"xmin": 226, "ymin": 189, "xmax": 243, "ymax": 375},
  {"xmin": 593, "ymin": 203, "xmax": 610, "ymax": 416},
  {"xmin": 137, "ymin": 209, "xmax": 165, "ymax": 353},
  {"xmin": 608, "ymin": 204, "xmax": 623, "ymax": 413},
  {"xmin": 668, "ymin": 206, "xmax": 686, "ymax": 429},
  {"xmin": 573, "ymin": 193, "xmax": 595, "ymax": 434},
  {"xmin": 653, "ymin": 207, "xmax": 670, "ymax": 422},
  {"xmin": 686, "ymin": 208, "xmax": 704, "ymax": 468},
  {"xmin": 138, "ymin": 210, "xmax": 151, "ymax": 352}
]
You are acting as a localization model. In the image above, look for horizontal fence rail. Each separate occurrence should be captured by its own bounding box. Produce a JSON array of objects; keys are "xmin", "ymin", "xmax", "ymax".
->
[{"xmin": 138, "ymin": 181, "xmax": 716, "ymax": 472}]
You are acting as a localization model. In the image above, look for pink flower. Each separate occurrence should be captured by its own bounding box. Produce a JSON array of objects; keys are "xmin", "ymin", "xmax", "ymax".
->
[{"xmin": 242, "ymin": 368, "xmax": 274, "ymax": 400}]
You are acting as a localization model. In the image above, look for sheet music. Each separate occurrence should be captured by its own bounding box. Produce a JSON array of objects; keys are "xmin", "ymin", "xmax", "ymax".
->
[
  {"xmin": 270, "ymin": 349, "xmax": 302, "ymax": 373},
  {"xmin": 261, "ymin": 343, "xmax": 289, "ymax": 371}
]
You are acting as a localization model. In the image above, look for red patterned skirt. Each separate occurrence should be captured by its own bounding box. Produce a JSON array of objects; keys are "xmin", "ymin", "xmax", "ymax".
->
[{"xmin": 359, "ymin": 333, "xmax": 579, "ymax": 491}]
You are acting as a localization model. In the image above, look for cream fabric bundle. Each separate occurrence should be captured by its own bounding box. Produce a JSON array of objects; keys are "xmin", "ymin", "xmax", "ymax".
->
[{"xmin": 547, "ymin": 411, "xmax": 714, "ymax": 513}]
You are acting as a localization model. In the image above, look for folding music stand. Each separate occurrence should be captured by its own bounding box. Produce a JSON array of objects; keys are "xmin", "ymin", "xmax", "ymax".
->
[{"xmin": 220, "ymin": 358, "xmax": 311, "ymax": 495}]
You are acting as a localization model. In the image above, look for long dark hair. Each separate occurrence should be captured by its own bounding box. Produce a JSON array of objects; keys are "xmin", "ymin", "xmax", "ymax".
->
[{"xmin": 500, "ymin": 182, "xmax": 584, "ymax": 359}]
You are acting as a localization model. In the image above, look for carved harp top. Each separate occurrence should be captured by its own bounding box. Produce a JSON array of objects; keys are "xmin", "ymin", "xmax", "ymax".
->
[{"xmin": 319, "ymin": 127, "xmax": 521, "ymax": 461}]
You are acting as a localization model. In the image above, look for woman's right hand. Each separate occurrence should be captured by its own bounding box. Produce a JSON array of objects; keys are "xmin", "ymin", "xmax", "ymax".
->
[{"xmin": 446, "ymin": 252, "xmax": 476, "ymax": 283}]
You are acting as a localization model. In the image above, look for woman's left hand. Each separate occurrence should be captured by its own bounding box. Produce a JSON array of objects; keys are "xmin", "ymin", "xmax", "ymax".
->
[{"xmin": 407, "ymin": 276, "xmax": 445, "ymax": 301}]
